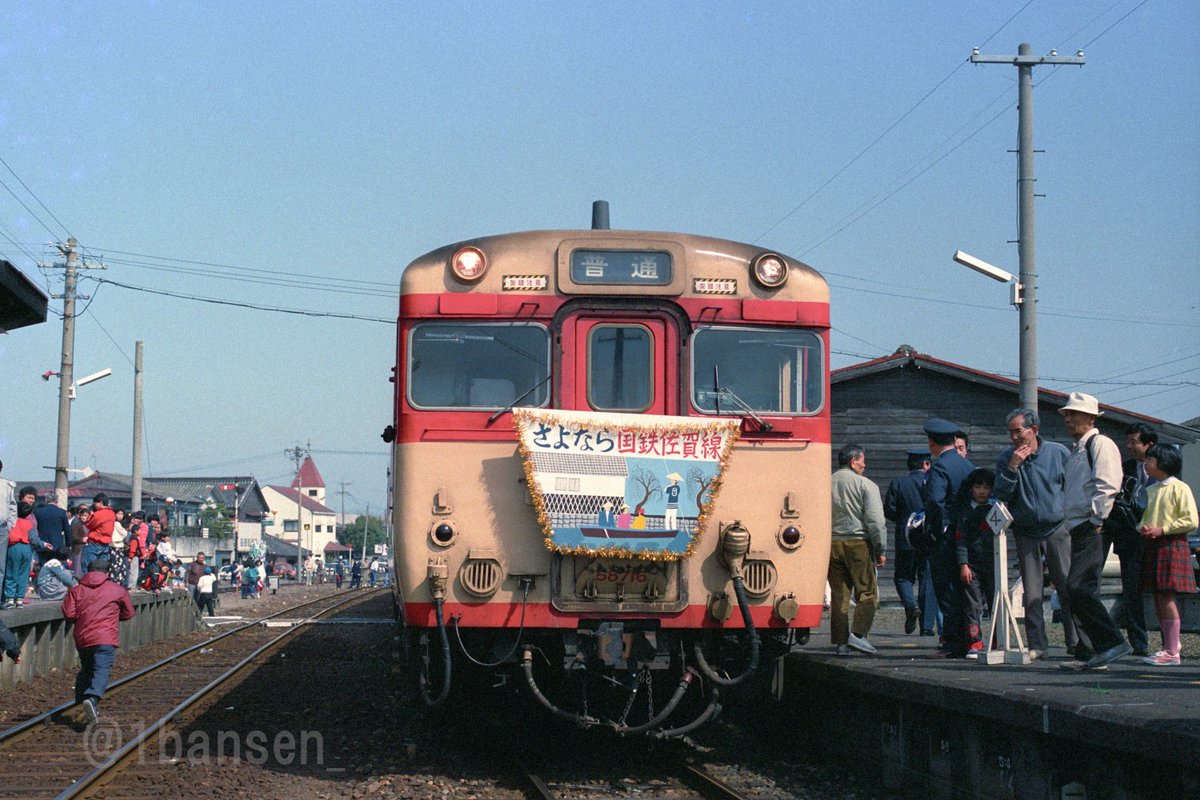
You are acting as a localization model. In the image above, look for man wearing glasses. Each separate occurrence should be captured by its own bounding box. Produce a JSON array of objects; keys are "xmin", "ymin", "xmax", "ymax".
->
[{"xmin": 992, "ymin": 408, "xmax": 1074, "ymax": 661}]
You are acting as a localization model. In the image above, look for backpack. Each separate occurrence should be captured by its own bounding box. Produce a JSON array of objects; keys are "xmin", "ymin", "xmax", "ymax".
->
[{"xmin": 1083, "ymin": 435, "xmax": 1141, "ymax": 544}]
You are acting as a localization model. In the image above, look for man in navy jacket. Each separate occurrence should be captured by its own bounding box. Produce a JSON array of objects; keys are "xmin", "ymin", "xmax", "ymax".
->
[
  {"xmin": 923, "ymin": 419, "xmax": 974, "ymax": 654},
  {"xmin": 884, "ymin": 450, "xmax": 934, "ymax": 635}
]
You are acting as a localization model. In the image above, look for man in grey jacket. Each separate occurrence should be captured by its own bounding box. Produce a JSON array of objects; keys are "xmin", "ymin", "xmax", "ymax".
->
[
  {"xmin": 829, "ymin": 444, "xmax": 888, "ymax": 656},
  {"xmin": 993, "ymin": 409, "xmax": 1074, "ymax": 661}
]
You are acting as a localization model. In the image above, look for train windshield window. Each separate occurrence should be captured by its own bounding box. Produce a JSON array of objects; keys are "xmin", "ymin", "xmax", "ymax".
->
[
  {"xmin": 588, "ymin": 324, "xmax": 653, "ymax": 412},
  {"xmin": 691, "ymin": 327, "xmax": 824, "ymax": 415},
  {"xmin": 408, "ymin": 323, "xmax": 551, "ymax": 409}
]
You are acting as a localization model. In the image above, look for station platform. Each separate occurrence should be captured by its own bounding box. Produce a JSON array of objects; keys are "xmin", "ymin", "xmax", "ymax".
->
[
  {"xmin": 779, "ymin": 618, "xmax": 1199, "ymax": 799},
  {"xmin": 0, "ymin": 589, "xmax": 200, "ymax": 689}
]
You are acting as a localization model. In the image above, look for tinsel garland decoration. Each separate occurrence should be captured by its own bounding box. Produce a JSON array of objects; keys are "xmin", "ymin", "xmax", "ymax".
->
[{"xmin": 512, "ymin": 407, "xmax": 741, "ymax": 562}]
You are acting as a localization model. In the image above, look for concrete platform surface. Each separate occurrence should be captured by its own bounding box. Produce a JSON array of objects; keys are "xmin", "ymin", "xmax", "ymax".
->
[{"xmin": 787, "ymin": 625, "xmax": 1200, "ymax": 767}]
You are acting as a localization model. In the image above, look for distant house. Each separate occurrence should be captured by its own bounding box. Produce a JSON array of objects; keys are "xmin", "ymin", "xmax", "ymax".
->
[
  {"xmin": 831, "ymin": 345, "xmax": 1200, "ymax": 495},
  {"xmin": 20, "ymin": 472, "xmax": 271, "ymax": 566},
  {"xmin": 261, "ymin": 456, "xmax": 338, "ymax": 557}
]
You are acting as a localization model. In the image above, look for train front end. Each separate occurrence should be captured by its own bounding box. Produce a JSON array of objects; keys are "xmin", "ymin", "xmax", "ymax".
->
[{"xmin": 390, "ymin": 225, "xmax": 830, "ymax": 731}]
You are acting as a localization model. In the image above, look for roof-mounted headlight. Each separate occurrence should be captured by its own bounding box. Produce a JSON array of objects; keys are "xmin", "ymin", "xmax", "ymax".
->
[
  {"xmin": 451, "ymin": 246, "xmax": 488, "ymax": 283},
  {"xmin": 751, "ymin": 252, "xmax": 788, "ymax": 289}
]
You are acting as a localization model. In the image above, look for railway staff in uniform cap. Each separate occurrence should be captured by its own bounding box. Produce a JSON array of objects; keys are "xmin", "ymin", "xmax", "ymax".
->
[
  {"xmin": 922, "ymin": 418, "xmax": 974, "ymax": 656},
  {"xmin": 884, "ymin": 450, "xmax": 936, "ymax": 636},
  {"xmin": 829, "ymin": 444, "xmax": 887, "ymax": 655},
  {"xmin": 1057, "ymin": 393, "xmax": 1132, "ymax": 670}
]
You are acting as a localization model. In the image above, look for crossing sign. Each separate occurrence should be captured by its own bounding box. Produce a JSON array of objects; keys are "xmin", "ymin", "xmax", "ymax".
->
[{"xmin": 987, "ymin": 502, "xmax": 1014, "ymax": 535}]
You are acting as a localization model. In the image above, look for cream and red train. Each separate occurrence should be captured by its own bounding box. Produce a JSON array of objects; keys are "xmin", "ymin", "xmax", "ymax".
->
[{"xmin": 389, "ymin": 205, "xmax": 830, "ymax": 734}]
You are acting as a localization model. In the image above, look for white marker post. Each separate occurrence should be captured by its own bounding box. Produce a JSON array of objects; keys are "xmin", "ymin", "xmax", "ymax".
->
[{"xmin": 981, "ymin": 501, "xmax": 1030, "ymax": 665}]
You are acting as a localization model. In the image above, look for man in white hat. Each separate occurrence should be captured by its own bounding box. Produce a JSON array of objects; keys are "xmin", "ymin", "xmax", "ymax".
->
[{"xmin": 1057, "ymin": 392, "xmax": 1131, "ymax": 670}]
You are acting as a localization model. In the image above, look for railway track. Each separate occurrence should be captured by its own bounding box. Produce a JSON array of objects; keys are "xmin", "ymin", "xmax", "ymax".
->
[
  {"xmin": 524, "ymin": 762, "xmax": 756, "ymax": 800},
  {"xmin": 0, "ymin": 588, "xmax": 384, "ymax": 799}
]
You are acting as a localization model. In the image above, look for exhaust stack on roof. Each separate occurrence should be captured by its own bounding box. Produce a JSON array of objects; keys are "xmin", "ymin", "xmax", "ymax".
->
[{"xmin": 591, "ymin": 200, "xmax": 610, "ymax": 230}]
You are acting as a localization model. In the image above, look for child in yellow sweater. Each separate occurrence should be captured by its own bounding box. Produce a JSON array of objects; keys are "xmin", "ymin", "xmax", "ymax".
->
[{"xmin": 1138, "ymin": 445, "xmax": 1198, "ymax": 666}]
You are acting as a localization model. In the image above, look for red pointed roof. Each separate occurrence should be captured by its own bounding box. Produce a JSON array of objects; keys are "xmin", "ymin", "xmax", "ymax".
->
[{"xmin": 290, "ymin": 456, "xmax": 325, "ymax": 489}]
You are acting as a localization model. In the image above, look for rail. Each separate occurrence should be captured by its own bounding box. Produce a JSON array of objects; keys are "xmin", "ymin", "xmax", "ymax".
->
[{"xmin": 0, "ymin": 588, "xmax": 385, "ymax": 799}]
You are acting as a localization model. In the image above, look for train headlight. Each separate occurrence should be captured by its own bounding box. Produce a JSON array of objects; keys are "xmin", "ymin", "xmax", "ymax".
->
[
  {"xmin": 450, "ymin": 246, "xmax": 488, "ymax": 283},
  {"xmin": 751, "ymin": 252, "xmax": 788, "ymax": 289},
  {"xmin": 777, "ymin": 525, "xmax": 804, "ymax": 551},
  {"xmin": 430, "ymin": 521, "xmax": 458, "ymax": 547}
]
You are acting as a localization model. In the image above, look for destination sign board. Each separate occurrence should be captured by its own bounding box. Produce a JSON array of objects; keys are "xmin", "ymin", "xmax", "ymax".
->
[{"xmin": 569, "ymin": 249, "xmax": 672, "ymax": 286}]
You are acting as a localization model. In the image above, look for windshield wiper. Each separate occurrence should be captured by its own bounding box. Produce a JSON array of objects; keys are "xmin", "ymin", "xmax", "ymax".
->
[
  {"xmin": 709, "ymin": 366, "xmax": 772, "ymax": 431},
  {"xmin": 487, "ymin": 375, "xmax": 552, "ymax": 425}
]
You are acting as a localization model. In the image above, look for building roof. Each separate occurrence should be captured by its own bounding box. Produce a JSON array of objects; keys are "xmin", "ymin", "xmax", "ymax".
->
[
  {"xmin": 0, "ymin": 259, "xmax": 48, "ymax": 332},
  {"xmin": 290, "ymin": 456, "xmax": 326, "ymax": 489},
  {"xmin": 265, "ymin": 486, "xmax": 336, "ymax": 514},
  {"xmin": 18, "ymin": 472, "xmax": 270, "ymax": 518},
  {"xmin": 324, "ymin": 542, "xmax": 352, "ymax": 552},
  {"xmin": 262, "ymin": 532, "xmax": 312, "ymax": 558},
  {"xmin": 833, "ymin": 346, "xmax": 1199, "ymax": 443}
]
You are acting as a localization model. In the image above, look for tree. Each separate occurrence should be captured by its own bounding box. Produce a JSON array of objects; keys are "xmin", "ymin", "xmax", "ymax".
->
[
  {"xmin": 199, "ymin": 502, "xmax": 234, "ymax": 539},
  {"xmin": 687, "ymin": 467, "xmax": 715, "ymax": 512},
  {"xmin": 629, "ymin": 467, "xmax": 662, "ymax": 515},
  {"xmin": 338, "ymin": 514, "xmax": 389, "ymax": 558}
]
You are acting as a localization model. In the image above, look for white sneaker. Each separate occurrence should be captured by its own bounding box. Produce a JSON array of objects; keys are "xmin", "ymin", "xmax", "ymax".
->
[{"xmin": 847, "ymin": 633, "xmax": 877, "ymax": 654}]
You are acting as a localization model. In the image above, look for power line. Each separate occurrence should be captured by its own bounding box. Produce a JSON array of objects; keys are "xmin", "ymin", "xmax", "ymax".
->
[
  {"xmin": 752, "ymin": 0, "xmax": 1037, "ymax": 245},
  {"xmin": 84, "ymin": 308, "xmax": 136, "ymax": 368},
  {"xmin": 90, "ymin": 277, "xmax": 395, "ymax": 324},
  {"xmin": 1059, "ymin": 352, "xmax": 1200, "ymax": 392},
  {"xmin": 84, "ymin": 246, "xmax": 395, "ymax": 288},
  {"xmin": 828, "ymin": 279, "xmax": 1198, "ymax": 329},
  {"xmin": 98, "ymin": 254, "xmax": 397, "ymax": 298},
  {"xmin": 0, "ymin": 153, "xmax": 74, "ymax": 240},
  {"xmin": 800, "ymin": 100, "xmax": 1014, "ymax": 257}
]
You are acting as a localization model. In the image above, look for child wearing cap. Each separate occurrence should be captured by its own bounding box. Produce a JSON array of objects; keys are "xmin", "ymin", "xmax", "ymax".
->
[
  {"xmin": 954, "ymin": 468, "xmax": 998, "ymax": 659},
  {"xmin": 196, "ymin": 566, "xmax": 218, "ymax": 617}
]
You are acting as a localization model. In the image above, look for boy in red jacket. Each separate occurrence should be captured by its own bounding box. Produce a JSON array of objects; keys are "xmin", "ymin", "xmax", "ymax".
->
[{"xmin": 62, "ymin": 558, "xmax": 135, "ymax": 722}]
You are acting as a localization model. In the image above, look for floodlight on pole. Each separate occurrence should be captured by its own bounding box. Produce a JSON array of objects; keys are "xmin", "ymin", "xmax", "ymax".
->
[
  {"xmin": 75, "ymin": 368, "xmax": 113, "ymax": 387},
  {"xmin": 68, "ymin": 367, "xmax": 113, "ymax": 400},
  {"xmin": 953, "ymin": 250, "xmax": 1015, "ymax": 283},
  {"xmin": 953, "ymin": 247, "xmax": 1034, "ymax": 409}
]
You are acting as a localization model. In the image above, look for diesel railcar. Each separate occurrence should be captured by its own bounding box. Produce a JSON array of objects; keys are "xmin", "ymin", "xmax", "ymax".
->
[{"xmin": 389, "ymin": 204, "xmax": 831, "ymax": 734}]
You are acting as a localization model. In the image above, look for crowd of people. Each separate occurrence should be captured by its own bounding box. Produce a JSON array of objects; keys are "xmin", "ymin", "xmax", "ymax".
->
[
  {"xmin": 828, "ymin": 393, "xmax": 1198, "ymax": 669},
  {"xmin": 0, "ymin": 474, "xmax": 397, "ymax": 723}
]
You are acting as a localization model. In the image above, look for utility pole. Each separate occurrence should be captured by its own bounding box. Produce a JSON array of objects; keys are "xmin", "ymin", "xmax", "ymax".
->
[
  {"xmin": 52, "ymin": 238, "xmax": 77, "ymax": 510},
  {"xmin": 285, "ymin": 443, "xmax": 309, "ymax": 582},
  {"xmin": 362, "ymin": 503, "xmax": 370, "ymax": 563},
  {"xmin": 131, "ymin": 341, "xmax": 144, "ymax": 512},
  {"xmin": 46, "ymin": 239, "xmax": 105, "ymax": 509},
  {"xmin": 970, "ymin": 43, "xmax": 1085, "ymax": 411},
  {"xmin": 337, "ymin": 480, "xmax": 352, "ymax": 532}
]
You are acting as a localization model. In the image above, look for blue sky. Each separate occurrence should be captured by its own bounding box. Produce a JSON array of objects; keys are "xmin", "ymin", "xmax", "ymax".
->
[{"xmin": 1, "ymin": 2, "xmax": 1197, "ymax": 511}]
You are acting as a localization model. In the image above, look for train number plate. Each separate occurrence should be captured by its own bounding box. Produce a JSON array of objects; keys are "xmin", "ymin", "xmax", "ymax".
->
[{"xmin": 573, "ymin": 558, "xmax": 672, "ymax": 600}]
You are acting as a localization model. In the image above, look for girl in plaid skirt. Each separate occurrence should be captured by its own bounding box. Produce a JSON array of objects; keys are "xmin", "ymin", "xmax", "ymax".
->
[{"xmin": 1138, "ymin": 444, "xmax": 1198, "ymax": 666}]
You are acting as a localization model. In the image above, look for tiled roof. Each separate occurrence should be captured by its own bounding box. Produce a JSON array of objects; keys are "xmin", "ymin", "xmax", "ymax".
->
[
  {"xmin": 290, "ymin": 456, "xmax": 326, "ymax": 489},
  {"xmin": 266, "ymin": 486, "xmax": 336, "ymax": 514},
  {"xmin": 832, "ymin": 346, "xmax": 1200, "ymax": 442}
]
